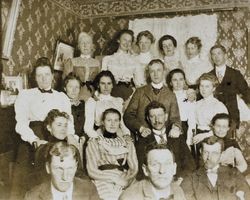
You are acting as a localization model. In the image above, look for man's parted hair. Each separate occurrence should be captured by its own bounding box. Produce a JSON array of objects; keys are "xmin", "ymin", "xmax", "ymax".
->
[
  {"xmin": 145, "ymin": 101, "xmax": 166, "ymax": 120},
  {"xmin": 143, "ymin": 142, "xmax": 175, "ymax": 165},
  {"xmin": 46, "ymin": 141, "xmax": 80, "ymax": 166}
]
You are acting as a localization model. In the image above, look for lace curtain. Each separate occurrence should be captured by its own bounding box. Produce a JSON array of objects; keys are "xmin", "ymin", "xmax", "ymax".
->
[{"xmin": 129, "ymin": 14, "xmax": 218, "ymax": 61}]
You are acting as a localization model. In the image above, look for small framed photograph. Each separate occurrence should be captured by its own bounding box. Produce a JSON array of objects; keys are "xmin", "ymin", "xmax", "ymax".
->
[
  {"xmin": 53, "ymin": 41, "xmax": 75, "ymax": 71},
  {"xmin": 3, "ymin": 75, "xmax": 23, "ymax": 93}
]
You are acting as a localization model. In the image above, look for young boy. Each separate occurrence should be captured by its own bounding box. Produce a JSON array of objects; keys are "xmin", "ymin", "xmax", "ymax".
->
[{"xmin": 211, "ymin": 113, "xmax": 247, "ymax": 173}]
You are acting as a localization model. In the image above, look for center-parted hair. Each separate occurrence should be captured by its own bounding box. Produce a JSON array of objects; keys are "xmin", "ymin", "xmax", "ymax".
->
[
  {"xmin": 143, "ymin": 142, "xmax": 175, "ymax": 165},
  {"xmin": 101, "ymin": 108, "xmax": 122, "ymax": 122},
  {"xmin": 185, "ymin": 37, "xmax": 202, "ymax": 50},
  {"xmin": 198, "ymin": 73, "xmax": 219, "ymax": 88},
  {"xmin": 211, "ymin": 113, "xmax": 231, "ymax": 127},
  {"xmin": 158, "ymin": 35, "xmax": 177, "ymax": 55},
  {"xmin": 92, "ymin": 70, "xmax": 116, "ymax": 91},
  {"xmin": 166, "ymin": 68, "xmax": 187, "ymax": 90},
  {"xmin": 63, "ymin": 72, "xmax": 81, "ymax": 89},
  {"xmin": 136, "ymin": 30, "xmax": 155, "ymax": 45},
  {"xmin": 44, "ymin": 109, "xmax": 70, "ymax": 127},
  {"xmin": 46, "ymin": 141, "xmax": 80, "ymax": 165}
]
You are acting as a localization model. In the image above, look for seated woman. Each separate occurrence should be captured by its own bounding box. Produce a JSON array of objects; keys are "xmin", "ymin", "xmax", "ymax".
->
[
  {"xmin": 35, "ymin": 109, "xmax": 83, "ymax": 184},
  {"xmin": 158, "ymin": 34, "xmax": 182, "ymax": 73},
  {"xmin": 211, "ymin": 113, "xmax": 247, "ymax": 173},
  {"xmin": 191, "ymin": 73, "xmax": 228, "ymax": 145},
  {"xmin": 134, "ymin": 30, "xmax": 156, "ymax": 87},
  {"xmin": 84, "ymin": 70, "xmax": 130, "ymax": 138},
  {"xmin": 102, "ymin": 29, "xmax": 140, "ymax": 101},
  {"xmin": 166, "ymin": 68, "xmax": 196, "ymax": 146},
  {"xmin": 86, "ymin": 108, "xmax": 138, "ymax": 200},
  {"xmin": 183, "ymin": 37, "xmax": 213, "ymax": 87},
  {"xmin": 63, "ymin": 73, "xmax": 85, "ymax": 137}
]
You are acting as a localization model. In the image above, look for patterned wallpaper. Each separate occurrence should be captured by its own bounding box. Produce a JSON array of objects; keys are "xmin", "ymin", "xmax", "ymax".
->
[
  {"xmin": 2, "ymin": 0, "xmax": 82, "ymax": 76},
  {"xmin": 54, "ymin": 0, "xmax": 250, "ymax": 18},
  {"xmin": 2, "ymin": 0, "xmax": 250, "ymax": 85}
]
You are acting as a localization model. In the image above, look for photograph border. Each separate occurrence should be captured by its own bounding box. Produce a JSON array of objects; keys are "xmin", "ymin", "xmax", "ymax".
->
[{"xmin": 53, "ymin": 40, "xmax": 75, "ymax": 71}]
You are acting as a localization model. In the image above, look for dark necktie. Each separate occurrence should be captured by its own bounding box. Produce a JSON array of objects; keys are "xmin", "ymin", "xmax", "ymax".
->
[
  {"xmin": 38, "ymin": 88, "xmax": 53, "ymax": 93},
  {"xmin": 152, "ymin": 87, "xmax": 162, "ymax": 95}
]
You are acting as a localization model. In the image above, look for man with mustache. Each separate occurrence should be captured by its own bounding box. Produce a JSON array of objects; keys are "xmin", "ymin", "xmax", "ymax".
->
[{"xmin": 135, "ymin": 101, "xmax": 195, "ymax": 180}]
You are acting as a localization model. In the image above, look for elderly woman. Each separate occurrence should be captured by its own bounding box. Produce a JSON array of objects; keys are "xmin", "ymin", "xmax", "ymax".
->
[
  {"xmin": 63, "ymin": 73, "xmax": 85, "ymax": 137},
  {"xmin": 158, "ymin": 34, "xmax": 182, "ymax": 73},
  {"xmin": 86, "ymin": 108, "xmax": 138, "ymax": 200},
  {"xmin": 84, "ymin": 70, "xmax": 130, "ymax": 138},
  {"xmin": 183, "ymin": 37, "xmax": 213, "ymax": 86},
  {"xmin": 63, "ymin": 32, "xmax": 100, "ymax": 101},
  {"xmin": 134, "ymin": 30, "xmax": 156, "ymax": 86},
  {"xmin": 102, "ymin": 29, "xmax": 140, "ymax": 101}
]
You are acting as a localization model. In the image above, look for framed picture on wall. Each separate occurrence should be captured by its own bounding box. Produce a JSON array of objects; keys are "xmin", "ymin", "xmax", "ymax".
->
[
  {"xmin": 53, "ymin": 41, "xmax": 75, "ymax": 71},
  {"xmin": 3, "ymin": 75, "xmax": 23, "ymax": 93},
  {"xmin": 1, "ymin": 0, "xmax": 22, "ymax": 59}
]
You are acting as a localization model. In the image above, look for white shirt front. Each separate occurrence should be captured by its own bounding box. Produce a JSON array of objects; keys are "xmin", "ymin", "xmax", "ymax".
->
[
  {"xmin": 215, "ymin": 64, "xmax": 227, "ymax": 79},
  {"xmin": 183, "ymin": 55, "xmax": 213, "ymax": 85},
  {"xmin": 151, "ymin": 82, "xmax": 164, "ymax": 89},
  {"xmin": 101, "ymin": 50, "xmax": 140, "ymax": 83},
  {"xmin": 153, "ymin": 128, "xmax": 167, "ymax": 144},
  {"xmin": 194, "ymin": 95, "xmax": 228, "ymax": 130},
  {"xmin": 14, "ymin": 88, "xmax": 74, "ymax": 144},
  {"xmin": 51, "ymin": 182, "xmax": 73, "ymax": 200},
  {"xmin": 84, "ymin": 93, "xmax": 130, "ymax": 137},
  {"xmin": 206, "ymin": 165, "xmax": 219, "ymax": 187}
]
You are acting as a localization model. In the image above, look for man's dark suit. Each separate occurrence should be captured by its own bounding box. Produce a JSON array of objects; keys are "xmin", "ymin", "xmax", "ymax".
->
[
  {"xmin": 136, "ymin": 128, "xmax": 195, "ymax": 180},
  {"xmin": 209, "ymin": 66, "xmax": 250, "ymax": 127},
  {"xmin": 24, "ymin": 178, "xmax": 100, "ymax": 200},
  {"xmin": 124, "ymin": 84, "xmax": 181, "ymax": 135},
  {"xmin": 183, "ymin": 166, "xmax": 250, "ymax": 200}
]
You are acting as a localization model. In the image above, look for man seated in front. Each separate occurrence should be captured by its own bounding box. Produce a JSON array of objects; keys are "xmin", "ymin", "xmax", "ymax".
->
[
  {"xmin": 136, "ymin": 101, "xmax": 195, "ymax": 180},
  {"xmin": 184, "ymin": 136, "xmax": 250, "ymax": 200},
  {"xmin": 119, "ymin": 142, "xmax": 186, "ymax": 200},
  {"xmin": 24, "ymin": 141, "xmax": 100, "ymax": 200}
]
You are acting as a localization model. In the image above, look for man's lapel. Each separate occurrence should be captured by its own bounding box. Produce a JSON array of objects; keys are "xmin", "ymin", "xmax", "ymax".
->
[
  {"xmin": 197, "ymin": 168, "xmax": 216, "ymax": 192},
  {"xmin": 38, "ymin": 181, "xmax": 53, "ymax": 200},
  {"xmin": 144, "ymin": 84, "xmax": 156, "ymax": 102},
  {"xmin": 142, "ymin": 179, "xmax": 157, "ymax": 200}
]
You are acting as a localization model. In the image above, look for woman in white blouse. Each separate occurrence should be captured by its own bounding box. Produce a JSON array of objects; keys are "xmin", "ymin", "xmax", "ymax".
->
[
  {"xmin": 84, "ymin": 70, "xmax": 130, "ymax": 138},
  {"xmin": 166, "ymin": 68, "xmax": 196, "ymax": 146},
  {"xmin": 102, "ymin": 29, "xmax": 140, "ymax": 101},
  {"xmin": 191, "ymin": 73, "xmax": 228, "ymax": 145},
  {"xmin": 158, "ymin": 34, "xmax": 182, "ymax": 73},
  {"xmin": 183, "ymin": 37, "xmax": 213, "ymax": 87},
  {"xmin": 134, "ymin": 30, "xmax": 156, "ymax": 87}
]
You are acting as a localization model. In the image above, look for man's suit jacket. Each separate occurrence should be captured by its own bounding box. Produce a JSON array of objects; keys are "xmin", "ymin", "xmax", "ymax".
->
[
  {"xmin": 119, "ymin": 179, "xmax": 186, "ymax": 200},
  {"xmin": 124, "ymin": 84, "xmax": 181, "ymax": 134},
  {"xmin": 184, "ymin": 166, "xmax": 250, "ymax": 200},
  {"xmin": 24, "ymin": 178, "xmax": 100, "ymax": 200},
  {"xmin": 209, "ymin": 66, "xmax": 250, "ymax": 127},
  {"xmin": 136, "ymin": 128, "xmax": 195, "ymax": 179}
]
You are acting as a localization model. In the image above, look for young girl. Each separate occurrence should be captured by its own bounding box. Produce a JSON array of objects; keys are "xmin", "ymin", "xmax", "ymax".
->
[{"xmin": 86, "ymin": 108, "xmax": 138, "ymax": 200}]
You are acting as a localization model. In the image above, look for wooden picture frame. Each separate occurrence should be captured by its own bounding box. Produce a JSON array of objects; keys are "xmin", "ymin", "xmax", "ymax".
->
[
  {"xmin": 53, "ymin": 40, "xmax": 75, "ymax": 71},
  {"xmin": 1, "ymin": 0, "xmax": 22, "ymax": 59}
]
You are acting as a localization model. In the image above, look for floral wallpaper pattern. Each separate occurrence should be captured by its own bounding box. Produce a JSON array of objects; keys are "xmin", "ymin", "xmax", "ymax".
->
[{"xmin": 2, "ymin": 0, "xmax": 250, "ymax": 85}]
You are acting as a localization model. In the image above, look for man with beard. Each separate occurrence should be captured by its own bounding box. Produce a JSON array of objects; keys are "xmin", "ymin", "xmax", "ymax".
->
[
  {"xmin": 119, "ymin": 143, "xmax": 186, "ymax": 200},
  {"xmin": 136, "ymin": 101, "xmax": 195, "ymax": 180}
]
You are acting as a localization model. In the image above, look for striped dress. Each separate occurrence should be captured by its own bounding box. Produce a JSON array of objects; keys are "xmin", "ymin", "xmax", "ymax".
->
[{"xmin": 86, "ymin": 129, "xmax": 138, "ymax": 200}]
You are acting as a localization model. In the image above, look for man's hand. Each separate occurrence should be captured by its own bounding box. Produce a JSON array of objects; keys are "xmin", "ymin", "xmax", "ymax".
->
[
  {"xmin": 169, "ymin": 125, "xmax": 181, "ymax": 138},
  {"xmin": 139, "ymin": 126, "xmax": 151, "ymax": 138},
  {"xmin": 34, "ymin": 139, "xmax": 48, "ymax": 148}
]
